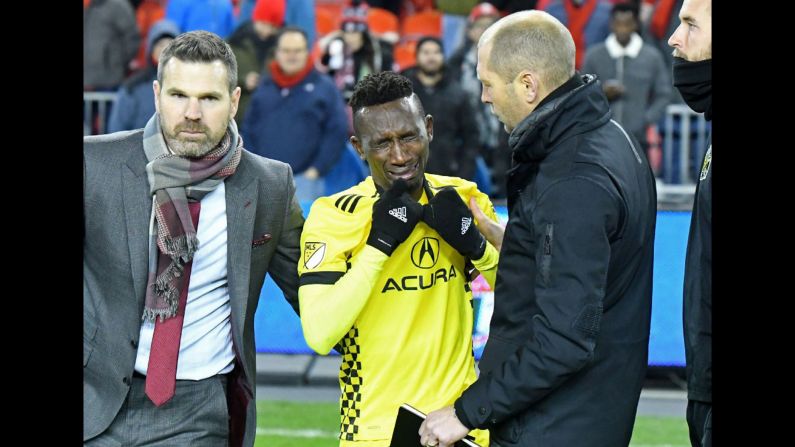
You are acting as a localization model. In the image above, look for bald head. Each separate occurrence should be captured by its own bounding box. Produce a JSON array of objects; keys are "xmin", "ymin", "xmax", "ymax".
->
[{"xmin": 479, "ymin": 10, "xmax": 575, "ymax": 92}]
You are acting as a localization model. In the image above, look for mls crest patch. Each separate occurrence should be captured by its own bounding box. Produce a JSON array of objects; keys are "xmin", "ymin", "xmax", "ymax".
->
[
  {"xmin": 304, "ymin": 242, "xmax": 326, "ymax": 269},
  {"xmin": 700, "ymin": 145, "xmax": 712, "ymax": 181}
]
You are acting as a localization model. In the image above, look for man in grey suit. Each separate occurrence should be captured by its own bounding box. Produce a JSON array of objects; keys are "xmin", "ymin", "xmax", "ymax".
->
[{"xmin": 84, "ymin": 30, "xmax": 304, "ymax": 446}]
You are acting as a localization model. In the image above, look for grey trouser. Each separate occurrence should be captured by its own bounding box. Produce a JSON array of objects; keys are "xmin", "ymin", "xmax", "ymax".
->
[{"xmin": 85, "ymin": 373, "xmax": 229, "ymax": 446}]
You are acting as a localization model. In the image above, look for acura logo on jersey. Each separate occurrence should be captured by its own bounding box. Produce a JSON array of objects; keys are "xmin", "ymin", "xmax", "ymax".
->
[
  {"xmin": 411, "ymin": 237, "xmax": 440, "ymax": 269},
  {"xmin": 381, "ymin": 265, "xmax": 458, "ymax": 293}
]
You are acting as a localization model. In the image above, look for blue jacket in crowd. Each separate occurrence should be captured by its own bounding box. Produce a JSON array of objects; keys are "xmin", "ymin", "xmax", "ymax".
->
[
  {"xmin": 241, "ymin": 69, "xmax": 348, "ymax": 176},
  {"xmin": 544, "ymin": 0, "xmax": 611, "ymax": 58},
  {"xmin": 107, "ymin": 19, "xmax": 180, "ymax": 133},
  {"xmin": 166, "ymin": 0, "xmax": 236, "ymax": 38}
]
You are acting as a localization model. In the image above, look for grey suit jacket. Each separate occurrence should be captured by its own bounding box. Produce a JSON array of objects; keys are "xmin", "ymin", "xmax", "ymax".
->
[{"xmin": 83, "ymin": 129, "xmax": 304, "ymax": 446}]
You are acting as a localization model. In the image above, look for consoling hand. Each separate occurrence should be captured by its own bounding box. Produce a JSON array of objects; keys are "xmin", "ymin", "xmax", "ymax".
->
[{"xmin": 468, "ymin": 197, "xmax": 504, "ymax": 253}]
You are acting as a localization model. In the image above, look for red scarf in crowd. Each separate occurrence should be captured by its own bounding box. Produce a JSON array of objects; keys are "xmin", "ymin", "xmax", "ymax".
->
[
  {"xmin": 650, "ymin": 0, "xmax": 678, "ymax": 39},
  {"xmin": 564, "ymin": 0, "xmax": 599, "ymax": 69},
  {"xmin": 269, "ymin": 59, "xmax": 314, "ymax": 88}
]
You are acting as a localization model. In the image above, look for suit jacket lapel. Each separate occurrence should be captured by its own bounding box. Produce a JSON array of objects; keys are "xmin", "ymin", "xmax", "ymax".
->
[
  {"xmin": 122, "ymin": 148, "xmax": 153, "ymax": 314},
  {"xmin": 225, "ymin": 157, "xmax": 259, "ymax": 354}
]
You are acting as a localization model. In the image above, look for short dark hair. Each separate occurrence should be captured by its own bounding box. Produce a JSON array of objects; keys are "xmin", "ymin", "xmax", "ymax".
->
[
  {"xmin": 276, "ymin": 26, "xmax": 309, "ymax": 48},
  {"xmin": 611, "ymin": 2, "xmax": 639, "ymax": 20},
  {"xmin": 349, "ymin": 71, "xmax": 417, "ymax": 114},
  {"xmin": 158, "ymin": 30, "xmax": 238, "ymax": 93},
  {"xmin": 415, "ymin": 36, "xmax": 444, "ymax": 56}
]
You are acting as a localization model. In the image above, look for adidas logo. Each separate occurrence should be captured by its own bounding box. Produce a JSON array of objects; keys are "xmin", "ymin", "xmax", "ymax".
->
[
  {"xmin": 461, "ymin": 217, "xmax": 472, "ymax": 235},
  {"xmin": 389, "ymin": 206, "xmax": 407, "ymax": 222}
]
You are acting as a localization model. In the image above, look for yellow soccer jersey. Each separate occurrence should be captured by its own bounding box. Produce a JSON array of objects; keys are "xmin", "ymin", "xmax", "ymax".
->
[{"xmin": 298, "ymin": 174, "xmax": 498, "ymax": 446}]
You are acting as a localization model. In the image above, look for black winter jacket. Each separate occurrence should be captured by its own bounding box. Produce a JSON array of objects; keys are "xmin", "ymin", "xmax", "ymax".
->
[
  {"xmin": 683, "ymin": 131, "xmax": 711, "ymax": 403},
  {"xmin": 402, "ymin": 67, "xmax": 481, "ymax": 180},
  {"xmin": 454, "ymin": 74, "xmax": 657, "ymax": 447}
]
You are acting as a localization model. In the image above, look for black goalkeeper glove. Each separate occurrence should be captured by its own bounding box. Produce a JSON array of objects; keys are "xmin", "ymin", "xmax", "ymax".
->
[
  {"xmin": 422, "ymin": 187, "xmax": 487, "ymax": 260},
  {"xmin": 367, "ymin": 179, "xmax": 423, "ymax": 256}
]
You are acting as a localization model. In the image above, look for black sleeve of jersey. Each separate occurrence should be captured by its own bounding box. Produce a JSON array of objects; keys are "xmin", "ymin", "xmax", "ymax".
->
[{"xmin": 299, "ymin": 271, "xmax": 345, "ymax": 287}]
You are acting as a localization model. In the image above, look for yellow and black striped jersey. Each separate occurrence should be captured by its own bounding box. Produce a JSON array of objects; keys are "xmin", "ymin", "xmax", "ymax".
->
[{"xmin": 298, "ymin": 174, "xmax": 498, "ymax": 446}]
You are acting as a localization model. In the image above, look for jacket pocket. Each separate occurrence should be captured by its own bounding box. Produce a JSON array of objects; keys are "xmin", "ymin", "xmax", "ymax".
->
[
  {"xmin": 540, "ymin": 223, "xmax": 553, "ymax": 285},
  {"xmin": 492, "ymin": 413, "xmax": 524, "ymax": 445},
  {"xmin": 252, "ymin": 233, "xmax": 272, "ymax": 248}
]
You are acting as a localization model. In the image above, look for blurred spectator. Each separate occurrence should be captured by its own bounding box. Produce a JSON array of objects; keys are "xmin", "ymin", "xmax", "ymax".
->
[
  {"xmin": 447, "ymin": 3, "xmax": 511, "ymax": 197},
  {"xmin": 166, "ymin": 0, "xmax": 236, "ymax": 38},
  {"xmin": 242, "ymin": 27, "xmax": 348, "ymax": 202},
  {"xmin": 107, "ymin": 19, "xmax": 179, "ymax": 133},
  {"xmin": 487, "ymin": 0, "xmax": 538, "ymax": 13},
  {"xmin": 366, "ymin": 0, "xmax": 403, "ymax": 17},
  {"xmin": 402, "ymin": 0, "xmax": 436, "ymax": 15},
  {"xmin": 84, "ymin": 0, "xmax": 141, "ymax": 90},
  {"xmin": 435, "ymin": 0, "xmax": 478, "ymax": 59},
  {"xmin": 236, "ymin": 0, "xmax": 316, "ymax": 44},
  {"xmin": 316, "ymin": 1, "xmax": 394, "ymax": 102},
  {"xmin": 447, "ymin": 3, "xmax": 500, "ymax": 79},
  {"xmin": 285, "ymin": 0, "xmax": 316, "ymax": 45},
  {"xmin": 437, "ymin": 0, "xmax": 540, "ymax": 63},
  {"xmin": 641, "ymin": 0, "xmax": 684, "ymax": 103},
  {"xmin": 228, "ymin": 0, "xmax": 285, "ymax": 126},
  {"xmin": 236, "ymin": 0, "xmax": 258, "ymax": 25},
  {"xmin": 131, "ymin": 0, "xmax": 166, "ymax": 71},
  {"xmin": 402, "ymin": 37, "xmax": 480, "ymax": 180},
  {"xmin": 543, "ymin": 0, "xmax": 612, "ymax": 69},
  {"xmin": 582, "ymin": 2, "xmax": 671, "ymax": 156}
]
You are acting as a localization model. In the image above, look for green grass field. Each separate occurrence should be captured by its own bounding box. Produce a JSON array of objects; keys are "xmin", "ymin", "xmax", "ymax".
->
[{"xmin": 255, "ymin": 401, "xmax": 690, "ymax": 447}]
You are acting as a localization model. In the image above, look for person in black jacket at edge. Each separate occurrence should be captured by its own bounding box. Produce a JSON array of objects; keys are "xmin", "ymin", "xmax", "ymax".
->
[
  {"xmin": 419, "ymin": 9, "xmax": 657, "ymax": 447},
  {"xmin": 402, "ymin": 36, "xmax": 480, "ymax": 181},
  {"xmin": 668, "ymin": 1, "xmax": 712, "ymax": 446}
]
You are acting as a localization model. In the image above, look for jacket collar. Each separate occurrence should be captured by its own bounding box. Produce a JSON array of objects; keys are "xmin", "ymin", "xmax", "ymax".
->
[
  {"xmin": 605, "ymin": 33, "xmax": 643, "ymax": 59},
  {"xmin": 509, "ymin": 73, "xmax": 611, "ymax": 163}
]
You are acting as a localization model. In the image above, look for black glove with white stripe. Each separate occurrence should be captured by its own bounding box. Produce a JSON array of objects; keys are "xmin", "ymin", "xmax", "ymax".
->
[
  {"xmin": 367, "ymin": 179, "xmax": 423, "ymax": 256},
  {"xmin": 423, "ymin": 187, "xmax": 487, "ymax": 260}
]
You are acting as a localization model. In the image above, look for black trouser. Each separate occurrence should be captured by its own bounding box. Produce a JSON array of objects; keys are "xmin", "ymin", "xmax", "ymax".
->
[{"xmin": 686, "ymin": 399, "xmax": 712, "ymax": 447}]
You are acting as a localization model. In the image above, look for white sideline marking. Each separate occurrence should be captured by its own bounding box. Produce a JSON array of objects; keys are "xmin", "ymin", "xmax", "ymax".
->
[
  {"xmin": 639, "ymin": 389, "xmax": 688, "ymax": 400},
  {"xmin": 256, "ymin": 427, "xmax": 338, "ymax": 438},
  {"xmin": 256, "ymin": 428, "xmax": 687, "ymax": 446}
]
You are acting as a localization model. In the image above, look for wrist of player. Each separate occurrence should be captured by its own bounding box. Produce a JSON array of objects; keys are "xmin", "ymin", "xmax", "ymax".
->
[
  {"xmin": 366, "ymin": 229, "xmax": 399, "ymax": 256},
  {"xmin": 465, "ymin": 233, "xmax": 487, "ymax": 260}
]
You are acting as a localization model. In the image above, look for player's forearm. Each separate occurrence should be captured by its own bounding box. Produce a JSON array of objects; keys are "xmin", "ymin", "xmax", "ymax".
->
[
  {"xmin": 299, "ymin": 245, "xmax": 388, "ymax": 354},
  {"xmin": 471, "ymin": 242, "xmax": 499, "ymax": 288}
]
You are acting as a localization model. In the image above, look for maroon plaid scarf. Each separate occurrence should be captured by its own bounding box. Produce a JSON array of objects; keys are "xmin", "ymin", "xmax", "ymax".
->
[{"xmin": 141, "ymin": 114, "xmax": 242, "ymax": 321}]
